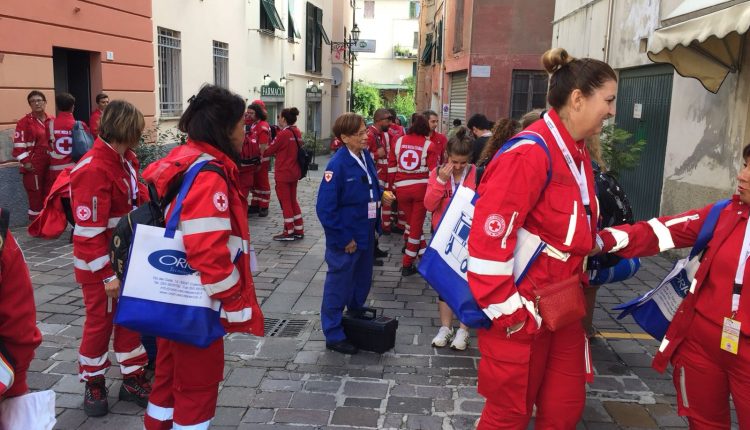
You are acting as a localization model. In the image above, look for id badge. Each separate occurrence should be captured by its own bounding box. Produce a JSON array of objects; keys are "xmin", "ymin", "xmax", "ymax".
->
[
  {"xmin": 368, "ymin": 201, "xmax": 377, "ymax": 219},
  {"xmin": 720, "ymin": 317, "xmax": 741, "ymax": 355}
]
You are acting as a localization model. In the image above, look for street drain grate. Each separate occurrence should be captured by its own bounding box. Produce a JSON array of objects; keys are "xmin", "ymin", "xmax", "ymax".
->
[{"xmin": 264, "ymin": 317, "xmax": 309, "ymax": 338}]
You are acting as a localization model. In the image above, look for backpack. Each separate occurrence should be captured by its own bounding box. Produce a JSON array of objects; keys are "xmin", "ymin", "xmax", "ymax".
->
[
  {"xmin": 71, "ymin": 121, "xmax": 94, "ymax": 162},
  {"xmin": 0, "ymin": 208, "xmax": 9, "ymax": 257},
  {"xmin": 292, "ymin": 131, "xmax": 313, "ymax": 179},
  {"xmin": 590, "ymin": 163, "xmax": 635, "ymax": 270},
  {"xmin": 109, "ymin": 162, "xmax": 226, "ymax": 280}
]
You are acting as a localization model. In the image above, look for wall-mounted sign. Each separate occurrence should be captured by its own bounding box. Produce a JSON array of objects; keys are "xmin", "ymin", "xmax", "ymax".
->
[
  {"xmin": 261, "ymin": 81, "xmax": 285, "ymax": 102},
  {"xmin": 471, "ymin": 65, "xmax": 491, "ymax": 78},
  {"xmin": 633, "ymin": 103, "xmax": 642, "ymax": 119},
  {"xmin": 351, "ymin": 39, "xmax": 376, "ymax": 53},
  {"xmin": 306, "ymin": 84, "xmax": 322, "ymax": 101}
]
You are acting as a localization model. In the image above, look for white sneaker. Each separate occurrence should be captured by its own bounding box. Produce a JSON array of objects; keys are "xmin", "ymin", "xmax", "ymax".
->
[
  {"xmin": 431, "ymin": 326, "xmax": 454, "ymax": 348},
  {"xmin": 450, "ymin": 328, "xmax": 470, "ymax": 351}
]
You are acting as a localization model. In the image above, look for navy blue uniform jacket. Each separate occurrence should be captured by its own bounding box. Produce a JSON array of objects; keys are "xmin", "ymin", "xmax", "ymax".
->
[{"xmin": 316, "ymin": 148, "xmax": 382, "ymax": 250}]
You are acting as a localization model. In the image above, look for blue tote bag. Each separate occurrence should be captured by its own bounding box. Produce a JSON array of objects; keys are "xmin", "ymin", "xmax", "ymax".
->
[
  {"xmin": 114, "ymin": 160, "xmax": 227, "ymax": 348},
  {"xmin": 418, "ymin": 135, "xmax": 551, "ymax": 329},
  {"xmin": 613, "ymin": 199, "xmax": 730, "ymax": 340}
]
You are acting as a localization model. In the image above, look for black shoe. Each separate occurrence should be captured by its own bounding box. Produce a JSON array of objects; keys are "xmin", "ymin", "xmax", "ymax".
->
[
  {"xmin": 258, "ymin": 207, "xmax": 269, "ymax": 217},
  {"xmin": 273, "ymin": 232, "xmax": 296, "ymax": 241},
  {"xmin": 401, "ymin": 265, "xmax": 418, "ymax": 277},
  {"xmin": 84, "ymin": 376, "xmax": 109, "ymax": 417},
  {"xmin": 401, "ymin": 246, "xmax": 406, "ymax": 254},
  {"xmin": 374, "ymin": 248, "xmax": 389, "ymax": 259},
  {"xmin": 248, "ymin": 206, "xmax": 259, "ymax": 214},
  {"xmin": 373, "ymin": 259, "xmax": 384, "ymax": 266},
  {"xmin": 294, "ymin": 233, "xmax": 304, "ymax": 240},
  {"xmin": 119, "ymin": 372, "xmax": 151, "ymax": 408},
  {"xmin": 392, "ymin": 226, "xmax": 405, "ymax": 235},
  {"xmin": 326, "ymin": 340, "xmax": 358, "ymax": 355}
]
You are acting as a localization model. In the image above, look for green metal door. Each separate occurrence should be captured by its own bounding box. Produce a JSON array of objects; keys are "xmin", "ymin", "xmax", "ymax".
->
[{"xmin": 614, "ymin": 65, "xmax": 673, "ymax": 221}]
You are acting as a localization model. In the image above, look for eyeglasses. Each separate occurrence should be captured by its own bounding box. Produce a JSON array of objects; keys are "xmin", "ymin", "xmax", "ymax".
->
[{"xmin": 29, "ymin": 99, "xmax": 46, "ymax": 105}]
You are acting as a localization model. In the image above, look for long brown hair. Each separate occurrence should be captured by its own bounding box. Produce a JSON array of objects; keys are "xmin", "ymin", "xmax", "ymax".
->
[{"xmin": 478, "ymin": 118, "xmax": 521, "ymax": 166}]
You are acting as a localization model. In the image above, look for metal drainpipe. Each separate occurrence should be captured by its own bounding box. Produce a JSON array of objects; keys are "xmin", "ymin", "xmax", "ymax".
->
[
  {"xmin": 439, "ymin": 0, "xmax": 447, "ymax": 130},
  {"xmin": 604, "ymin": 0, "xmax": 614, "ymax": 63}
]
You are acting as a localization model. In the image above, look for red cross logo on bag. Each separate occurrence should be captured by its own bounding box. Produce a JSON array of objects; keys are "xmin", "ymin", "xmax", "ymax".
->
[{"xmin": 399, "ymin": 149, "xmax": 420, "ymax": 171}]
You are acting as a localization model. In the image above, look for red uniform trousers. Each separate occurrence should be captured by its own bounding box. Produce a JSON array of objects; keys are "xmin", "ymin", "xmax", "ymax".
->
[
  {"xmin": 397, "ymin": 185, "xmax": 427, "ymax": 267},
  {"xmin": 21, "ymin": 152, "xmax": 51, "ymax": 220},
  {"xmin": 477, "ymin": 322, "xmax": 587, "ymax": 429},
  {"xmin": 78, "ymin": 281, "xmax": 147, "ymax": 381},
  {"xmin": 671, "ymin": 312, "xmax": 750, "ymax": 429},
  {"xmin": 144, "ymin": 338, "xmax": 223, "ymax": 430},
  {"xmin": 250, "ymin": 160, "xmax": 271, "ymax": 209},
  {"xmin": 377, "ymin": 167, "xmax": 393, "ymax": 232},
  {"xmin": 275, "ymin": 180, "xmax": 303, "ymax": 235},
  {"xmin": 238, "ymin": 166, "xmax": 256, "ymax": 201}
]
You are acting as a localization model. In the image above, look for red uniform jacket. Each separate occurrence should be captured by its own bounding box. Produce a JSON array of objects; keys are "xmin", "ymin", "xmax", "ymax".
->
[
  {"xmin": 388, "ymin": 124, "xmax": 405, "ymax": 141},
  {"xmin": 50, "ymin": 112, "xmax": 87, "ymax": 173},
  {"xmin": 89, "ymin": 109, "xmax": 103, "ymax": 138},
  {"xmin": 430, "ymin": 131, "xmax": 448, "ymax": 165},
  {"xmin": 0, "ymin": 228, "xmax": 42, "ymax": 398},
  {"xmin": 253, "ymin": 120, "xmax": 272, "ymax": 163},
  {"xmin": 266, "ymin": 125, "xmax": 302, "ymax": 183},
  {"xmin": 142, "ymin": 140, "xmax": 264, "ymax": 336},
  {"xmin": 599, "ymin": 195, "xmax": 750, "ymax": 371},
  {"xmin": 467, "ymin": 109, "xmax": 598, "ymax": 341},
  {"xmin": 28, "ymin": 168, "xmax": 72, "ymax": 239},
  {"xmin": 13, "ymin": 112, "xmax": 53, "ymax": 167},
  {"xmin": 367, "ymin": 125, "xmax": 390, "ymax": 188},
  {"xmin": 387, "ymin": 134, "xmax": 439, "ymax": 191},
  {"xmin": 70, "ymin": 138, "xmax": 145, "ymax": 284}
]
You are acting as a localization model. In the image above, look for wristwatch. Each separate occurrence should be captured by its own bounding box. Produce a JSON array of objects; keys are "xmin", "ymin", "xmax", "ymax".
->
[{"xmin": 103, "ymin": 275, "xmax": 118, "ymax": 284}]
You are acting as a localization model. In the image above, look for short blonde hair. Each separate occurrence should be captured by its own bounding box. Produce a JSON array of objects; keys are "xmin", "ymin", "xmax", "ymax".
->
[
  {"xmin": 332, "ymin": 113, "xmax": 364, "ymax": 139},
  {"xmin": 98, "ymin": 100, "xmax": 145, "ymax": 146}
]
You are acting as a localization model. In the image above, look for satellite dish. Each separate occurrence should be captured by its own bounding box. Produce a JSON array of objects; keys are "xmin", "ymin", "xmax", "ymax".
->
[{"xmin": 332, "ymin": 67, "xmax": 343, "ymax": 87}]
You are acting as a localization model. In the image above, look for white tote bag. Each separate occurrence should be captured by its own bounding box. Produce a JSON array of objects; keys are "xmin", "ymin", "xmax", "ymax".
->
[{"xmin": 0, "ymin": 390, "xmax": 56, "ymax": 430}]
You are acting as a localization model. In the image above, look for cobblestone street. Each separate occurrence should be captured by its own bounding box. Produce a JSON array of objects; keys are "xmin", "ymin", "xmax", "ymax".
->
[{"xmin": 15, "ymin": 161, "xmax": 707, "ymax": 429}]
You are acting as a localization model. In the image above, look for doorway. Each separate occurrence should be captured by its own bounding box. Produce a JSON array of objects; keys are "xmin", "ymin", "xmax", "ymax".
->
[{"xmin": 53, "ymin": 47, "xmax": 92, "ymax": 122}]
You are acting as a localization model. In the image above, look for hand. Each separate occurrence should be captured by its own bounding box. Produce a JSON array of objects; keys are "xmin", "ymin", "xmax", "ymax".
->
[
  {"xmin": 377, "ymin": 147, "xmax": 386, "ymax": 158},
  {"xmin": 104, "ymin": 277, "xmax": 120, "ymax": 298},
  {"xmin": 344, "ymin": 239, "xmax": 357, "ymax": 254},
  {"xmin": 381, "ymin": 190, "xmax": 395, "ymax": 205},
  {"xmin": 22, "ymin": 162, "xmax": 34, "ymax": 172},
  {"xmin": 437, "ymin": 161, "xmax": 453, "ymax": 183},
  {"xmin": 588, "ymin": 243, "xmax": 602, "ymax": 256},
  {"xmin": 506, "ymin": 321, "xmax": 525, "ymax": 336}
]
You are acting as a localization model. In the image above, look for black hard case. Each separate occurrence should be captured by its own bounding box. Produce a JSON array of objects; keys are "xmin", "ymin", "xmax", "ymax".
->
[{"xmin": 342, "ymin": 307, "xmax": 398, "ymax": 353}]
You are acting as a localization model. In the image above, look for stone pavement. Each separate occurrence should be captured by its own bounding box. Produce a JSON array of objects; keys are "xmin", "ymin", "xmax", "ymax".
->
[{"xmin": 13, "ymin": 159, "xmax": 724, "ymax": 429}]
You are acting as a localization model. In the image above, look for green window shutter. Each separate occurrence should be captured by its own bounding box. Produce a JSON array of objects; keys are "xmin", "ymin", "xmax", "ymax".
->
[
  {"xmin": 316, "ymin": 11, "xmax": 330, "ymax": 45},
  {"xmin": 421, "ymin": 39, "xmax": 434, "ymax": 64},
  {"xmin": 262, "ymin": 0, "xmax": 286, "ymax": 31},
  {"xmin": 289, "ymin": 11, "xmax": 301, "ymax": 38}
]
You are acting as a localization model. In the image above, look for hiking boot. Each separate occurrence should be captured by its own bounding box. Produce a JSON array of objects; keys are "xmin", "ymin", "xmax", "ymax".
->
[
  {"xmin": 431, "ymin": 326, "xmax": 454, "ymax": 348},
  {"xmin": 247, "ymin": 205, "xmax": 259, "ymax": 214},
  {"xmin": 258, "ymin": 207, "xmax": 269, "ymax": 217},
  {"xmin": 401, "ymin": 265, "xmax": 418, "ymax": 277},
  {"xmin": 374, "ymin": 248, "xmax": 389, "ymax": 259},
  {"xmin": 326, "ymin": 340, "xmax": 358, "ymax": 355},
  {"xmin": 119, "ymin": 372, "xmax": 151, "ymax": 408},
  {"xmin": 450, "ymin": 328, "xmax": 470, "ymax": 351},
  {"xmin": 273, "ymin": 232, "xmax": 296, "ymax": 241},
  {"xmin": 83, "ymin": 376, "xmax": 109, "ymax": 417}
]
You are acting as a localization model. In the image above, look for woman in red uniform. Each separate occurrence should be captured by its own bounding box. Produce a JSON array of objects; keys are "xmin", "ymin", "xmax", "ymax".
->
[
  {"xmin": 387, "ymin": 115, "xmax": 439, "ymax": 276},
  {"xmin": 266, "ymin": 107, "xmax": 304, "ymax": 241},
  {"xmin": 597, "ymin": 143, "xmax": 750, "ymax": 428},
  {"xmin": 70, "ymin": 100, "xmax": 151, "ymax": 416},
  {"xmin": 142, "ymin": 85, "xmax": 263, "ymax": 430},
  {"xmin": 467, "ymin": 47, "xmax": 616, "ymax": 429}
]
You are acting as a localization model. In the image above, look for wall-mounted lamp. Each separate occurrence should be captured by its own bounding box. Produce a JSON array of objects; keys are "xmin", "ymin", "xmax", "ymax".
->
[
  {"xmin": 307, "ymin": 79, "xmax": 314, "ymax": 87},
  {"xmin": 280, "ymin": 76, "xmax": 287, "ymax": 85},
  {"xmin": 263, "ymin": 74, "xmax": 271, "ymax": 83},
  {"xmin": 318, "ymin": 80, "xmax": 325, "ymax": 88}
]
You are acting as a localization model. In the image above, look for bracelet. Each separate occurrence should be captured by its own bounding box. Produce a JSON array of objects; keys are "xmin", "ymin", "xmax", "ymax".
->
[{"xmin": 103, "ymin": 275, "xmax": 118, "ymax": 284}]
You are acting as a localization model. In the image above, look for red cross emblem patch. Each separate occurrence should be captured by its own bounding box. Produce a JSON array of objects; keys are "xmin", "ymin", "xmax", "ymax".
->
[
  {"xmin": 76, "ymin": 205, "xmax": 92, "ymax": 221},
  {"xmin": 55, "ymin": 137, "xmax": 73, "ymax": 155},
  {"xmin": 324, "ymin": 171, "xmax": 333, "ymax": 182},
  {"xmin": 399, "ymin": 149, "xmax": 420, "ymax": 171},
  {"xmin": 484, "ymin": 214, "xmax": 506, "ymax": 238},
  {"xmin": 213, "ymin": 192, "xmax": 228, "ymax": 212}
]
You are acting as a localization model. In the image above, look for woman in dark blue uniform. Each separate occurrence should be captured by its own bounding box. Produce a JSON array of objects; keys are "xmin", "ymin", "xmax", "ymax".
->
[{"xmin": 316, "ymin": 113, "xmax": 395, "ymax": 354}]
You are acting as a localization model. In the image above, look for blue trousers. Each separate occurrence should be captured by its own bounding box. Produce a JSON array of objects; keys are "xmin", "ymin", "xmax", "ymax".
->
[{"xmin": 321, "ymin": 237, "xmax": 374, "ymax": 343}]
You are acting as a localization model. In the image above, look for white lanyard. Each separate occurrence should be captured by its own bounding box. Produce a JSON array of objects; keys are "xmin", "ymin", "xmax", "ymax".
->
[
  {"xmin": 450, "ymin": 166, "xmax": 469, "ymax": 194},
  {"xmin": 543, "ymin": 112, "xmax": 591, "ymax": 225},
  {"xmin": 349, "ymin": 149, "xmax": 374, "ymax": 201},
  {"xmin": 732, "ymin": 216, "xmax": 750, "ymax": 314}
]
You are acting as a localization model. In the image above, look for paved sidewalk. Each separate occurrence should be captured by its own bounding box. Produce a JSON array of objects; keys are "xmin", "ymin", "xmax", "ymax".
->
[{"xmin": 14, "ymin": 161, "xmax": 716, "ymax": 429}]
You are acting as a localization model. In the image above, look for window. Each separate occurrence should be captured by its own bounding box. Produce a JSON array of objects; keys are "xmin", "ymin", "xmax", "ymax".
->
[
  {"xmin": 306, "ymin": 2, "xmax": 329, "ymax": 73},
  {"xmin": 435, "ymin": 20, "xmax": 443, "ymax": 62},
  {"xmin": 157, "ymin": 27, "xmax": 182, "ymax": 117},
  {"xmin": 413, "ymin": 31, "xmax": 419, "ymax": 49},
  {"xmin": 260, "ymin": 0, "xmax": 285, "ymax": 32},
  {"xmin": 421, "ymin": 33, "xmax": 434, "ymax": 65},
  {"xmin": 364, "ymin": 1, "xmax": 374, "ymax": 18},
  {"xmin": 409, "ymin": 1, "xmax": 420, "ymax": 19},
  {"xmin": 453, "ymin": 0, "xmax": 464, "ymax": 53},
  {"xmin": 213, "ymin": 41, "xmax": 229, "ymax": 88},
  {"xmin": 510, "ymin": 70, "xmax": 548, "ymax": 119},
  {"xmin": 288, "ymin": 0, "xmax": 301, "ymax": 39}
]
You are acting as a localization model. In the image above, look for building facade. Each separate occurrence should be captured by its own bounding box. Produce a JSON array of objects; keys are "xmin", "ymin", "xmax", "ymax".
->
[
  {"xmin": 553, "ymin": 0, "xmax": 750, "ymax": 220},
  {"xmin": 416, "ymin": 0, "xmax": 553, "ymax": 130}
]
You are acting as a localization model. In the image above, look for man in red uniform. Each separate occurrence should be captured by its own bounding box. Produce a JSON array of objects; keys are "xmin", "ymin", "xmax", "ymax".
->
[
  {"xmin": 387, "ymin": 109, "xmax": 407, "ymax": 234},
  {"xmin": 388, "ymin": 115, "xmax": 439, "ymax": 276},
  {"xmin": 424, "ymin": 109, "xmax": 447, "ymax": 165},
  {"xmin": 0, "ymin": 208, "xmax": 42, "ymax": 399},
  {"xmin": 248, "ymin": 100, "xmax": 272, "ymax": 217},
  {"xmin": 88, "ymin": 93, "xmax": 109, "ymax": 138},
  {"xmin": 49, "ymin": 93, "xmax": 88, "ymax": 185},
  {"xmin": 239, "ymin": 105, "xmax": 261, "ymax": 206},
  {"xmin": 368, "ymin": 109, "xmax": 393, "ymax": 233},
  {"xmin": 13, "ymin": 90, "xmax": 54, "ymax": 221}
]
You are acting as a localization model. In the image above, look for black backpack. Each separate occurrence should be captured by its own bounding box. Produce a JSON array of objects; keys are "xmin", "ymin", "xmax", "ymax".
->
[
  {"xmin": 591, "ymin": 163, "xmax": 634, "ymax": 269},
  {"xmin": 292, "ymin": 131, "xmax": 313, "ymax": 179},
  {"xmin": 109, "ymin": 162, "xmax": 226, "ymax": 280}
]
